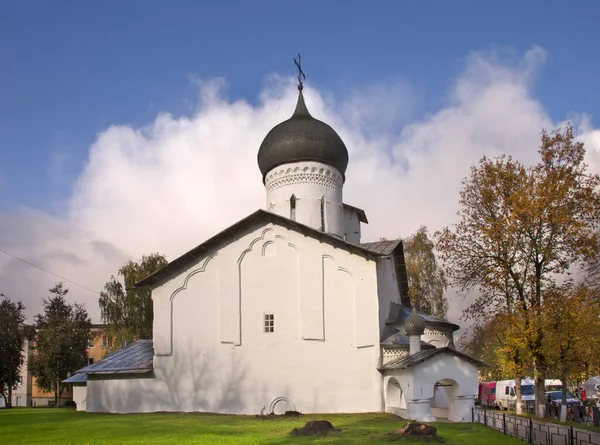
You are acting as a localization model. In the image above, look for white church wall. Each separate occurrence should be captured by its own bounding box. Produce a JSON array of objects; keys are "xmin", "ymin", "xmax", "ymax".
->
[
  {"xmin": 342, "ymin": 206, "xmax": 361, "ymax": 244},
  {"xmin": 411, "ymin": 354, "xmax": 477, "ymax": 422},
  {"xmin": 72, "ymin": 385, "xmax": 87, "ymax": 411},
  {"xmin": 375, "ymin": 258, "xmax": 401, "ymax": 336},
  {"xmin": 264, "ymin": 161, "xmax": 344, "ymax": 238},
  {"xmin": 88, "ymin": 221, "xmax": 383, "ymax": 415},
  {"xmin": 410, "ymin": 354, "xmax": 477, "ymax": 400},
  {"xmin": 383, "ymin": 371, "xmax": 413, "ymax": 417},
  {"xmin": 382, "ymin": 354, "xmax": 477, "ymax": 422}
]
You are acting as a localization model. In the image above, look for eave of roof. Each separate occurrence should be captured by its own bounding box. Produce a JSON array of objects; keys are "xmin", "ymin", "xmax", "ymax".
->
[
  {"xmin": 343, "ymin": 203, "xmax": 368, "ymax": 224},
  {"xmin": 359, "ymin": 239, "xmax": 402, "ymax": 257},
  {"xmin": 386, "ymin": 302, "xmax": 461, "ymax": 332},
  {"xmin": 63, "ymin": 372, "xmax": 88, "ymax": 384},
  {"xmin": 135, "ymin": 209, "xmax": 385, "ymax": 288},
  {"xmin": 72, "ymin": 339, "xmax": 153, "ymax": 376},
  {"xmin": 378, "ymin": 346, "xmax": 487, "ymax": 371}
]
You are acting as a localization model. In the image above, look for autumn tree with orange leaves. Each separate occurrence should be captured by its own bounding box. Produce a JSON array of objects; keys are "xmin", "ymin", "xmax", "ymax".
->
[
  {"xmin": 437, "ymin": 124, "xmax": 600, "ymax": 416},
  {"xmin": 542, "ymin": 283, "xmax": 600, "ymax": 402}
]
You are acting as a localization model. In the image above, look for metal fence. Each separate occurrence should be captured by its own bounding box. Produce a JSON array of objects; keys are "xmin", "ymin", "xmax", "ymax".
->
[
  {"xmin": 543, "ymin": 404, "xmax": 599, "ymax": 425},
  {"xmin": 473, "ymin": 406, "xmax": 600, "ymax": 445}
]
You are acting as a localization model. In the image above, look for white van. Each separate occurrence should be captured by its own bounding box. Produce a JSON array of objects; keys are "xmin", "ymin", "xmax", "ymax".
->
[
  {"xmin": 545, "ymin": 379, "xmax": 562, "ymax": 392},
  {"xmin": 496, "ymin": 379, "xmax": 535, "ymax": 410}
]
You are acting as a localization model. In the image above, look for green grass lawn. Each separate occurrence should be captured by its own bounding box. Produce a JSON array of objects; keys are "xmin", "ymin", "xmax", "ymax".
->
[{"xmin": 0, "ymin": 408, "xmax": 525, "ymax": 444}]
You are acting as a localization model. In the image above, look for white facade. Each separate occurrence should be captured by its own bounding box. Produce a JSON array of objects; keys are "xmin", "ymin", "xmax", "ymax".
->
[{"xmin": 87, "ymin": 221, "xmax": 382, "ymax": 414}]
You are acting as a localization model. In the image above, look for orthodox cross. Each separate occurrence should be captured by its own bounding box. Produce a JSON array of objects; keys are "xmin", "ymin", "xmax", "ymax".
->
[{"xmin": 294, "ymin": 53, "xmax": 306, "ymax": 89}]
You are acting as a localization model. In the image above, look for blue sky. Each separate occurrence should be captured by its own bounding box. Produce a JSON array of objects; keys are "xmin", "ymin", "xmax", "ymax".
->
[{"xmin": 1, "ymin": 0, "xmax": 599, "ymax": 213}]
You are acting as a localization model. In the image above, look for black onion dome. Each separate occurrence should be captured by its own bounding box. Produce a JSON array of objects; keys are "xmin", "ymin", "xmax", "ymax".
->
[
  {"xmin": 257, "ymin": 87, "xmax": 349, "ymax": 182},
  {"xmin": 404, "ymin": 310, "xmax": 426, "ymax": 336}
]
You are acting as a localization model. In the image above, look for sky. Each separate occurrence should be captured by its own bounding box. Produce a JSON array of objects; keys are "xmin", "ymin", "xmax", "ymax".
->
[{"xmin": 1, "ymin": 1, "xmax": 600, "ymax": 326}]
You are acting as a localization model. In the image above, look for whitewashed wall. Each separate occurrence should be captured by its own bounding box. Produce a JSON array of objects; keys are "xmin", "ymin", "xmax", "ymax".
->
[
  {"xmin": 375, "ymin": 258, "xmax": 401, "ymax": 336},
  {"xmin": 86, "ymin": 221, "xmax": 383, "ymax": 414},
  {"xmin": 264, "ymin": 162, "xmax": 344, "ymax": 237},
  {"xmin": 383, "ymin": 353, "xmax": 478, "ymax": 422},
  {"xmin": 342, "ymin": 206, "xmax": 361, "ymax": 244},
  {"xmin": 73, "ymin": 385, "xmax": 87, "ymax": 411}
]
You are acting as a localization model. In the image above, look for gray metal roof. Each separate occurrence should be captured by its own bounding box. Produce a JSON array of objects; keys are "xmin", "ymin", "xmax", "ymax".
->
[
  {"xmin": 135, "ymin": 210, "xmax": 386, "ymax": 288},
  {"xmin": 378, "ymin": 347, "xmax": 487, "ymax": 371},
  {"xmin": 359, "ymin": 239, "xmax": 402, "ymax": 256},
  {"xmin": 257, "ymin": 88, "xmax": 348, "ymax": 182},
  {"xmin": 72, "ymin": 340, "xmax": 154, "ymax": 376},
  {"xmin": 63, "ymin": 372, "xmax": 88, "ymax": 384},
  {"xmin": 386, "ymin": 302, "xmax": 460, "ymax": 332}
]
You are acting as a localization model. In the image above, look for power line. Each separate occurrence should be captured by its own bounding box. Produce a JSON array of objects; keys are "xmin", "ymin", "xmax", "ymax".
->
[{"xmin": 0, "ymin": 247, "xmax": 100, "ymax": 295}]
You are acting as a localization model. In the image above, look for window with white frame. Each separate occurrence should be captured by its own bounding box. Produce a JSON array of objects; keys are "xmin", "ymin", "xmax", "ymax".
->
[{"xmin": 264, "ymin": 314, "xmax": 274, "ymax": 333}]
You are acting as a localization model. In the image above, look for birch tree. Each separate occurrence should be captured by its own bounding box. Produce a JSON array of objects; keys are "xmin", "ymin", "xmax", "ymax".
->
[
  {"xmin": 404, "ymin": 226, "xmax": 448, "ymax": 318},
  {"xmin": 99, "ymin": 253, "xmax": 168, "ymax": 351}
]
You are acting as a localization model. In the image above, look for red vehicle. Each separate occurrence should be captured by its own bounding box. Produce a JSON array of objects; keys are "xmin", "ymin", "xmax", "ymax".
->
[{"xmin": 478, "ymin": 382, "xmax": 497, "ymax": 408}]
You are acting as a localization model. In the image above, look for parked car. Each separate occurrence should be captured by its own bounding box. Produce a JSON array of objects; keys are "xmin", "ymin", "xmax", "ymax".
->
[{"xmin": 545, "ymin": 391, "xmax": 581, "ymax": 406}]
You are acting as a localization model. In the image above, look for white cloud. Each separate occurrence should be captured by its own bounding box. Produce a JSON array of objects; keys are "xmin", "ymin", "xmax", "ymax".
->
[{"xmin": 1, "ymin": 46, "xmax": 598, "ymax": 327}]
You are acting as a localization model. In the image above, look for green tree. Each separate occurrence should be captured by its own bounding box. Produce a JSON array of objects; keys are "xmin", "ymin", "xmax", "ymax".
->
[
  {"xmin": 29, "ymin": 283, "xmax": 91, "ymax": 407},
  {"xmin": 99, "ymin": 253, "xmax": 168, "ymax": 351},
  {"xmin": 0, "ymin": 294, "xmax": 27, "ymax": 408},
  {"xmin": 403, "ymin": 226, "xmax": 448, "ymax": 318},
  {"xmin": 436, "ymin": 124, "xmax": 600, "ymax": 416}
]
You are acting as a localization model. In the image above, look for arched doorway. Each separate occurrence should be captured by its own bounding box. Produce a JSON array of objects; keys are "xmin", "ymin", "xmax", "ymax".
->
[
  {"xmin": 431, "ymin": 378, "xmax": 458, "ymax": 419},
  {"xmin": 385, "ymin": 378, "xmax": 406, "ymax": 412}
]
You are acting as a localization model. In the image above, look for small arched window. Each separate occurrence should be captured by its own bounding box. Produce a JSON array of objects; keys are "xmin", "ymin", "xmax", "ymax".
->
[
  {"xmin": 290, "ymin": 195, "xmax": 296, "ymax": 220},
  {"xmin": 320, "ymin": 197, "xmax": 325, "ymax": 232}
]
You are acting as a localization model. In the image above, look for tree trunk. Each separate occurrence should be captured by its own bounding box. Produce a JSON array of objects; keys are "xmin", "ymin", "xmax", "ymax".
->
[
  {"xmin": 54, "ymin": 377, "xmax": 59, "ymax": 407},
  {"xmin": 515, "ymin": 377, "xmax": 523, "ymax": 414},
  {"xmin": 57, "ymin": 380, "xmax": 63, "ymax": 408},
  {"xmin": 585, "ymin": 360, "xmax": 590, "ymax": 381},
  {"xmin": 535, "ymin": 375, "xmax": 546, "ymax": 417},
  {"xmin": 561, "ymin": 372, "xmax": 567, "ymax": 405},
  {"xmin": 6, "ymin": 383, "xmax": 13, "ymax": 409},
  {"xmin": 1, "ymin": 392, "xmax": 10, "ymax": 409}
]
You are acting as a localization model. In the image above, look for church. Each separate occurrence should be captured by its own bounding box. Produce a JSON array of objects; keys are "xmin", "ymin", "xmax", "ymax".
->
[{"xmin": 67, "ymin": 67, "xmax": 484, "ymax": 422}]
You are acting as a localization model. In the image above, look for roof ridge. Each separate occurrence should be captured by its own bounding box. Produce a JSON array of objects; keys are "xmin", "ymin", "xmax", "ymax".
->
[{"xmin": 135, "ymin": 209, "xmax": 386, "ymax": 288}]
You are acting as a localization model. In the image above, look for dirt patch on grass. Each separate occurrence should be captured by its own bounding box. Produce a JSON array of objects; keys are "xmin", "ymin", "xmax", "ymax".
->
[
  {"xmin": 256, "ymin": 411, "xmax": 302, "ymax": 421},
  {"xmin": 382, "ymin": 421, "xmax": 442, "ymax": 441},
  {"xmin": 291, "ymin": 420, "xmax": 341, "ymax": 436}
]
